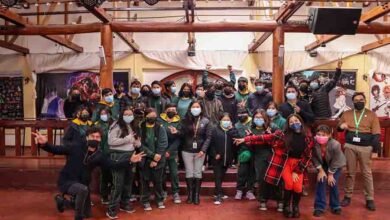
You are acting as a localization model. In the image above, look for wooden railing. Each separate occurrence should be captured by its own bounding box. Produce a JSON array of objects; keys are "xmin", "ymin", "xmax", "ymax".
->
[{"xmin": 1, "ymin": 118, "xmax": 390, "ymax": 158}]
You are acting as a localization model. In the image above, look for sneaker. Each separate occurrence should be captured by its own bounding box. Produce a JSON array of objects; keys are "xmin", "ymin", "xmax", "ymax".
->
[
  {"xmin": 101, "ymin": 197, "xmax": 109, "ymax": 205},
  {"xmin": 230, "ymin": 164, "xmax": 237, "ymax": 169},
  {"xmin": 90, "ymin": 201, "xmax": 95, "ymax": 206},
  {"xmin": 157, "ymin": 202, "xmax": 166, "ymax": 209},
  {"xmin": 245, "ymin": 191, "xmax": 256, "ymax": 200},
  {"xmin": 313, "ymin": 210, "xmax": 324, "ymax": 217},
  {"xmin": 214, "ymin": 196, "xmax": 222, "ymax": 205},
  {"xmin": 277, "ymin": 202, "xmax": 283, "ymax": 212},
  {"xmin": 163, "ymin": 191, "xmax": 168, "ymax": 201},
  {"xmin": 173, "ymin": 193, "xmax": 182, "ymax": 204},
  {"xmin": 331, "ymin": 208, "xmax": 342, "ymax": 215},
  {"xmin": 130, "ymin": 195, "xmax": 138, "ymax": 202},
  {"xmin": 120, "ymin": 204, "xmax": 135, "ymax": 213},
  {"xmin": 143, "ymin": 203, "xmax": 152, "ymax": 211},
  {"xmin": 259, "ymin": 202, "xmax": 267, "ymax": 211},
  {"xmin": 340, "ymin": 197, "xmax": 351, "ymax": 207},
  {"xmin": 302, "ymin": 188, "xmax": 309, "ymax": 197},
  {"xmin": 54, "ymin": 194, "xmax": 65, "ymax": 213},
  {"xmin": 366, "ymin": 200, "xmax": 376, "ymax": 211},
  {"xmin": 106, "ymin": 209, "xmax": 118, "ymax": 219},
  {"xmin": 235, "ymin": 190, "xmax": 243, "ymax": 200},
  {"xmin": 213, "ymin": 194, "xmax": 228, "ymax": 199}
]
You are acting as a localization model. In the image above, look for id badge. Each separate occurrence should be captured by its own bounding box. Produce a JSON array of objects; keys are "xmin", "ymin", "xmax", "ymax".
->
[
  {"xmin": 353, "ymin": 136, "xmax": 361, "ymax": 143},
  {"xmin": 192, "ymin": 142, "xmax": 198, "ymax": 149}
]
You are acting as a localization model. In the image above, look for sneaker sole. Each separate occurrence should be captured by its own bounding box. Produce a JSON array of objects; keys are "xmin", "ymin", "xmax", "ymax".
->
[
  {"xmin": 119, "ymin": 208, "xmax": 136, "ymax": 213},
  {"xmin": 259, "ymin": 207, "xmax": 268, "ymax": 211},
  {"xmin": 144, "ymin": 207, "xmax": 152, "ymax": 211},
  {"xmin": 174, "ymin": 200, "xmax": 182, "ymax": 204},
  {"xmin": 106, "ymin": 212, "xmax": 118, "ymax": 219},
  {"xmin": 158, "ymin": 206, "xmax": 166, "ymax": 209}
]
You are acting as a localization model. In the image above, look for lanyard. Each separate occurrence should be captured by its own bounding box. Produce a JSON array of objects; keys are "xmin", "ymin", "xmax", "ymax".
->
[
  {"xmin": 193, "ymin": 118, "xmax": 200, "ymax": 139},
  {"xmin": 353, "ymin": 109, "xmax": 365, "ymax": 135}
]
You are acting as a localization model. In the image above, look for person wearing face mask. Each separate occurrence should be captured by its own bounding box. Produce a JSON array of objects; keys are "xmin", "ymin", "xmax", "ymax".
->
[
  {"xmin": 266, "ymin": 102, "xmax": 286, "ymax": 130},
  {"xmin": 180, "ymin": 101, "xmax": 213, "ymax": 205},
  {"xmin": 140, "ymin": 84, "xmax": 152, "ymax": 97},
  {"xmin": 33, "ymin": 127, "xmax": 145, "ymax": 220},
  {"xmin": 64, "ymin": 87, "xmax": 85, "ymax": 119},
  {"xmin": 158, "ymin": 103, "xmax": 182, "ymax": 204},
  {"xmin": 177, "ymin": 83, "xmax": 194, "ymax": 119},
  {"xmin": 235, "ymin": 114, "xmax": 314, "ymax": 218},
  {"xmin": 94, "ymin": 107, "xmax": 113, "ymax": 205},
  {"xmin": 92, "ymin": 88, "xmax": 120, "ymax": 123},
  {"xmin": 247, "ymin": 79, "xmax": 273, "ymax": 114},
  {"xmin": 195, "ymin": 84, "xmax": 206, "ymax": 99},
  {"xmin": 235, "ymin": 77, "xmax": 251, "ymax": 108},
  {"xmin": 114, "ymin": 82, "xmax": 127, "ymax": 110},
  {"xmin": 209, "ymin": 113, "xmax": 238, "ymax": 205},
  {"xmin": 234, "ymin": 108, "xmax": 256, "ymax": 201},
  {"xmin": 310, "ymin": 60, "xmax": 343, "ymax": 119},
  {"xmin": 197, "ymin": 83, "xmax": 224, "ymax": 125},
  {"xmin": 162, "ymin": 80, "xmax": 179, "ymax": 104},
  {"xmin": 298, "ymin": 80, "xmax": 311, "ymax": 103},
  {"xmin": 63, "ymin": 106, "xmax": 92, "ymax": 147},
  {"xmin": 219, "ymin": 82, "xmax": 238, "ymax": 124},
  {"xmin": 123, "ymin": 80, "xmax": 148, "ymax": 111},
  {"xmin": 312, "ymin": 125, "xmax": 346, "ymax": 217},
  {"xmin": 338, "ymin": 92, "xmax": 381, "ymax": 211},
  {"xmin": 106, "ymin": 106, "xmax": 142, "ymax": 219},
  {"xmin": 138, "ymin": 108, "xmax": 168, "ymax": 211},
  {"xmin": 148, "ymin": 81, "xmax": 170, "ymax": 116},
  {"xmin": 279, "ymin": 85, "xmax": 315, "ymax": 125},
  {"xmin": 201, "ymin": 64, "xmax": 236, "ymax": 97}
]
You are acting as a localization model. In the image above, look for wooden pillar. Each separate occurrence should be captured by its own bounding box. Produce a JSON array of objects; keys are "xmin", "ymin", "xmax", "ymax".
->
[
  {"xmin": 272, "ymin": 26, "xmax": 285, "ymax": 104},
  {"xmin": 100, "ymin": 24, "xmax": 114, "ymax": 89}
]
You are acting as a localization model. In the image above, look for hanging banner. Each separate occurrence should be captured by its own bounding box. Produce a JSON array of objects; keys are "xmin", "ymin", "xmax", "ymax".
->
[{"xmin": 369, "ymin": 72, "xmax": 390, "ymax": 117}]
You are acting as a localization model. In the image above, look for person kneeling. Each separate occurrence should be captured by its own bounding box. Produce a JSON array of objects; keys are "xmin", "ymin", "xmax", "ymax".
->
[
  {"xmin": 33, "ymin": 127, "xmax": 144, "ymax": 220},
  {"xmin": 312, "ymin": 125, "xmax": 346, "ymax": 217}
]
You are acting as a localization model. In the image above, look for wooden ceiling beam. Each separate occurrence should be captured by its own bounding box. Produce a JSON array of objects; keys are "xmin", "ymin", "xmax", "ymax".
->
[
  {"xmin": 0, "ymin": 8, "xmax": 83, "ymax": 52},
  {"xmin": 305, "ymin": 2, "xmax": 390, "ymax": 51},
  {"xmin": 361, "ymin": 36, "xmax": 390, "ymax": 53},
  {"xmin": 0, "ymin": 39, "xmax": 29, "ymax": 54},
  {"xmin": 248, "ymin": 1, "xmax": 303, "ymax": 53}
]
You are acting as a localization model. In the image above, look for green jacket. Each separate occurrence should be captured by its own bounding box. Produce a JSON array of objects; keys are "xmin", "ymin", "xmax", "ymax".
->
[
  {"xmin": 92, "ymin": 100, "xmax": 120, "ymax": 123},
  {"xmin": 157, "ymin": 113, "xmax": 181, "ymax": 157},
  {"xmin": 163, "ymin": 92, "xmax": 179, "ymax": 104},
  {"xmin": 139, "ymin": 122, "xmax": 168, "ymax": 169},
  {"xmin": 271, "ymin": 114, "xmax": 287, "ymax": 130},
  {"xmin": 94, "ymin": 120, "xmax": 110, "ymax": 154},
  {"xmin": 235, "ymin": 90, "xmax": 251, "ymax": 103},
  {"xmin": 234, "ymin": 117, "xmax": 252, "ymax": 153}
]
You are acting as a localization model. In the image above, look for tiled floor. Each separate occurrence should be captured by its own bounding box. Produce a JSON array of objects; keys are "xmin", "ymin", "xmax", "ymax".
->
[{"xmin": 0, "ymin": 189, "xmax": 388, "ymax": 220}]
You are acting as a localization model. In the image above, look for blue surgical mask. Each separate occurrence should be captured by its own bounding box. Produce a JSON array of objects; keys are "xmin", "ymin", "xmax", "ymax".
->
[
  {"xmin": 131, "ymin": 87, "xmax": 140, "ymax": 94},
  {"xmin": 123, "ymin": 115, "xmax": 134, "ymax": 124},
  {"xmin": 100, "ymin": 114, "xmax": 108, "ymax": 122},
  {"xmin": 286, "ymin": 92, "xmax": 297, "ymax": 100},
  {"xmin": 310, "ymin": 82, "xmax": 319, "ymax": 90},
  {"xmin": 104, "ymin": 95, "xmax": 114, "ymax": 103},
  {"xmin": 256, "ymin": 86, "xmax": 264, "ymax": 92},
  {"xmin": 191, "ymin": 107, "xmax": 201, "ymax": 117},
  {"xmin": 171, "ymin": 86, "xmax": 177, "ymax": 94},
  {"xmin": 266, "ymin": 109, "xmax": 277, "ymax": 117},
  {"xmin": 290, "ymin": 122, "xmax": 302, "ymax": 132},
  {"xmin": 220, "ymin": 120, "xmax": 232, "ymax": 129},
  {"xmin": 254, "ymin": 118, "xmax": 265, "ymax": 127},
  {"xmin": 152, "ymin": 88, "xmax": 161, "ymax": 95}
]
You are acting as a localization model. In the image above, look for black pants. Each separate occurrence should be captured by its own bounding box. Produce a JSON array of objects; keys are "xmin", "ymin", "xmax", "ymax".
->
[
  {"xmin": 212, "ymin": 160, "xmax": 228, "ymax": 196},
  {"xmin": 236, "ymin": 158, "xmax": 255, "ymax": 192},
  {"xmin": 66, "ymin": 183, "xmax": 91, "ymax": 218},
  {"xmin": 140, "ymin": 166, "xmax": 165, "ymax": 204}
]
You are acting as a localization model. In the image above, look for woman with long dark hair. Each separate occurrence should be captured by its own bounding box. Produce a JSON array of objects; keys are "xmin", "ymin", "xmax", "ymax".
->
[
  {"xmin": 176, "ymin": 83, "xmax": 194, "ymax": 119},
  {"xmin": 235, "ymin": 114, "xmax": 313, "ymax": 218},
  {"xmin": 180, "ymin": 100, "xmax": 213, "ymax": 205},
  {"xmin": 106, "ymin": 106, "xmax": 141, "ymax": 219}
]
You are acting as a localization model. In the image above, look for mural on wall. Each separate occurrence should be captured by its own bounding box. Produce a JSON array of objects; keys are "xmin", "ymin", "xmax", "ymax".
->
[
  {"xmin": 369, "ymin": 72, "xmax": 390, "ymax": 117},
  {"xmin": 259, "ymin": 69, "xmax": 357, "ymax": 118},
  {"xmin": 36, "ymin": 71, "xmax": 128, "ymax": 119},
  {"xmin": 0, "ymin": 77, "xmax": 24, "ymax": 119}
]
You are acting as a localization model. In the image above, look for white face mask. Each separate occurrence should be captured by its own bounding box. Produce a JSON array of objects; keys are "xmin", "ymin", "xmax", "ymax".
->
[{"xmin": 191, "ymin": 107, "xmax": 201, "ymax": 116}]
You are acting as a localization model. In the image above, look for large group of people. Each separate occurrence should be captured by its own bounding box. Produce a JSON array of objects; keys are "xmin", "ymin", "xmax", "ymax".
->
[{"xmin": 33, "ymin": 62, "xmax": 381, "ymax": 220}]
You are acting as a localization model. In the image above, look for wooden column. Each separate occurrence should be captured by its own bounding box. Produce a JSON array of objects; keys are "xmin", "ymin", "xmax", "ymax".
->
[
  {"xmin": 100, "ymin": 24, "xmax": 114, "ymax": 89},
  {"xmin": 272, "ymin": 26, "xmax": 285, "ymax": 104}
]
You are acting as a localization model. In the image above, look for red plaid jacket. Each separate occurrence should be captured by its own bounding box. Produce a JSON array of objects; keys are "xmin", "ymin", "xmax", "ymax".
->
[{"xmin": 244, "ymin": 130, "xmax": 313, "ymax": 186}]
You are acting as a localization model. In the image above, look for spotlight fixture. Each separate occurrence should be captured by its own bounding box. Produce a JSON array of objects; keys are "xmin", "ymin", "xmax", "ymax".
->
[
  {"xmin": 144, "ymin": 0, "xmax": 159, "ymax": 6},
  {"xmin": 187, "ymin": 42, "xmax": 196, "ymax": 57},
  {"xmin": 0, "ymin": 0, "xmax": 18, "ymax": 8},
  {"xmin": 79, "ymin": 0, "xmax": 106, "ymax": 8}
]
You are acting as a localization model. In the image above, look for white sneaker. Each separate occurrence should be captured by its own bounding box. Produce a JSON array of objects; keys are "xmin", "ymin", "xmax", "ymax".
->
[
  {"xmin": 245, "ymin": 190, "xmax": 256, "ymax": 200},
  {"xmin": 235, "ymin": 190, "xmax": 243, "ymax": 200},
  {"xmin": 259, "ymin": 202, "xmax": 267, "ymax": 211},
  {"xmin": 157, "ymin": 202, "xmax": 166, "ymax": 209},
  {"xmin": 277, "ymin": 202, "xmax": 283, "ymax": 212},
  {"xmin": 143, "ymin": 203, "xmax": 152, "ymax": 211}
]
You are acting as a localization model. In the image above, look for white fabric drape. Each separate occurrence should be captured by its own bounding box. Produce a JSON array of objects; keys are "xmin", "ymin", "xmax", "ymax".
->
[
  {"xmin": 367, "ymin": 52, "xmax": 390, "ymax": 74},
  {"xmin": 256, "ymin": 51, "xmax": 355, "ymax": 73},
  {"xmin": 142, "ymin": 50, "xmax": 248, "ymax": 71}
]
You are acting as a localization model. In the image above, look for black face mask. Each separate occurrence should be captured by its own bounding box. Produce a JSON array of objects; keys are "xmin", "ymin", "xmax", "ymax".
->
[
  {"xmin": 166, "ymin": 111, "xmax": 176, "ymax": 119},
  {"xmin": 87, "ymin": 140, "xmax": 100, "ymax": 149},
  {"xmin": 72, "ymin": 94, "xmax": 81, "ymax": 101},
  {"xmin": 146, "ymin": 117, "xmax": 157, "ymax": 124},
  {"xmin": 238, "ymin": 84, "xmax": 246, "ymax": 91},
  {"xmin": 224, "ymin": 88, "xmax": 233, "ymax": 96},
  {"xmin": 354, "ymin": 101, "xmax": 365, "ymax": 111},
  {"xmin": 141, "ymin": 90, "xmax": 150, "ymax": 96},
  {"xmin": 238, "ymin": 115, "xmax": 248, "ymax": 123},
  {"xmin": 215, "ymin": 84, "xmax": 223, "ymax": 90},
  {"xmin": 183, "ymin": 91, "xmax": 190, "ymax": 97},
  {"xmin": 79, "ymin": 114, "xmax": 90, "ymax": 122},
  {"xmin": 299, "ymin": 84, "xmax": 308, "ymax": 92},
  {"xmin": 206, "ymin": 91, "xmax": 215, "ymax": 100}
]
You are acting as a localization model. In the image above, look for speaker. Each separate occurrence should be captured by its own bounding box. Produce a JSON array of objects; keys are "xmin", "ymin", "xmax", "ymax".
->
[{"xmin": 308, "ymin": 7, "xmax": 362, "ymax": 35}]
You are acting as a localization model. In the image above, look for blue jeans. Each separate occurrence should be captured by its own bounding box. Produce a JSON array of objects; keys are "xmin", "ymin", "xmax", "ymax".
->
[{"xmin": 314, "ymin": 169, "xmax": 341, "ymax": 211}]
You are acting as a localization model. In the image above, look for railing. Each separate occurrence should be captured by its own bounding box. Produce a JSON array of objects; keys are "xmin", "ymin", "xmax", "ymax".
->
[{"xmin": 1, "ymin": 118, "xmax": 390, "ymax": 158}]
